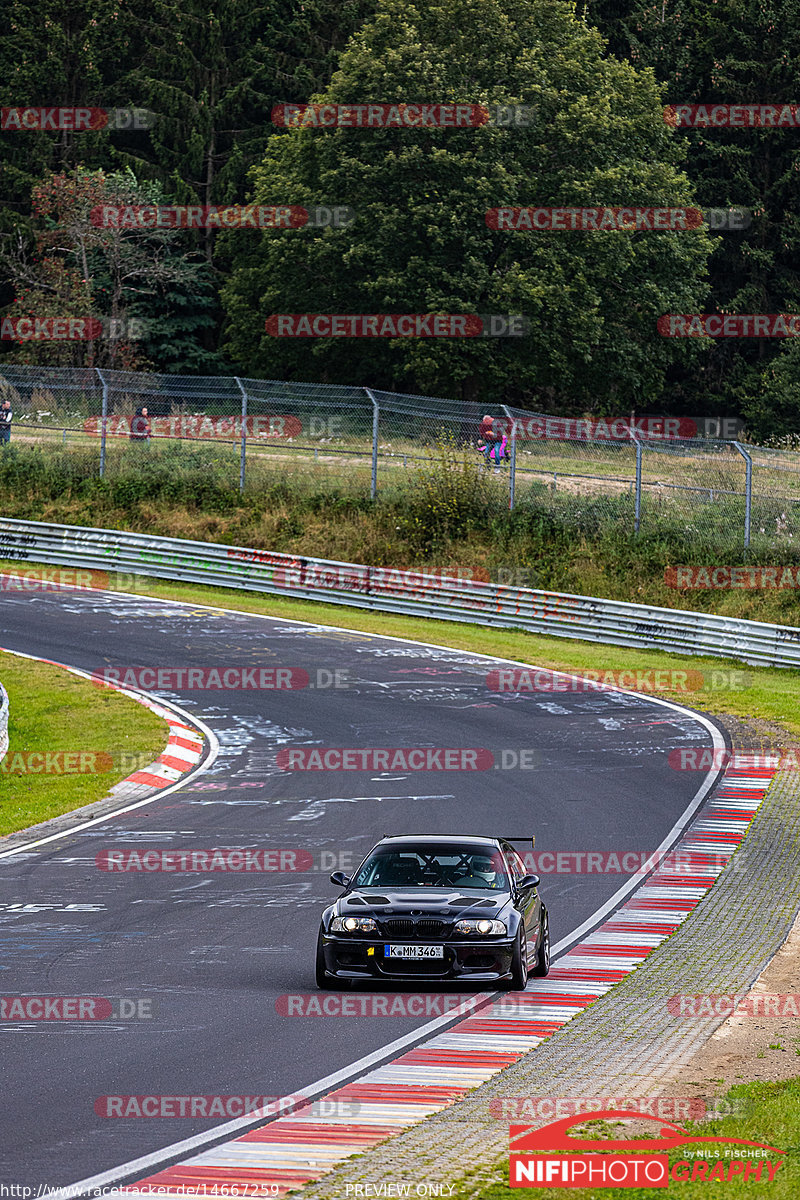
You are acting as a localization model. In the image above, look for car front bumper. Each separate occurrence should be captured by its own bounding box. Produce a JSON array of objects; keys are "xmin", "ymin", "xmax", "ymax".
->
[{"xmin": 321, "ymin": 933, "xmax": 516, "ymax": 982}]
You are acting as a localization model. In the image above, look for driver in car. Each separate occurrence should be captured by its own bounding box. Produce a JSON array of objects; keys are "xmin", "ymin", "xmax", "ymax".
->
[{"xmin": 456, "ymin": 853, "xmax": 506, "ymax": 888}]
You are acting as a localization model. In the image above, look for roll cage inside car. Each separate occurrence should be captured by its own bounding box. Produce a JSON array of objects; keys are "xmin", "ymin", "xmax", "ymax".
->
[{"xmin": 350, "ymin": 843, "xmax": 514, "ymax": 890}]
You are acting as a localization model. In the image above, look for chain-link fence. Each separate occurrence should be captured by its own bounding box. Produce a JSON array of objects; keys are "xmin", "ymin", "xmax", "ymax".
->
[
  {"xmin": 0, "ymin": 362, "xmax": 795, "ymax": 549},
  {"xmin": 745, "ymin": 444, "xmax": 800, "ymax": 553},
  {"xmin": 636, "ymin": 436, "xmax": 749, "ymax": 547}
]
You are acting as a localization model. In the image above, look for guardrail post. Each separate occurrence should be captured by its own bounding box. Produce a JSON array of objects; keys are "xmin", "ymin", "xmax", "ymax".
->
[
  {"xmin": 501, "ymin": 405, "xmax": 516, "ymax": 510},
  {"xmin": 632, "ymin": 433, "xmax": 643, "ymax": 534},
  {"xmin": 96, "ymin": 368, "xmax": 108, "ymax": 478},
  {"xmin": 734, "ymin": 441, "xmax": 752, "ymax": 548},
  {"xmin": 234, "ymin": 377, "xmax": 247, "ymax": 494},
  {"xmin": 365, "ymin": 388, "xmax": 379, "ymax": 500}
]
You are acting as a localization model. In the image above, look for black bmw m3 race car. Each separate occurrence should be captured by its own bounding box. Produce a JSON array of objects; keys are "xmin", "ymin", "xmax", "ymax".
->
[{"xmin": 315, "ymin": 834, "xmax": 549, "ymax": 989}]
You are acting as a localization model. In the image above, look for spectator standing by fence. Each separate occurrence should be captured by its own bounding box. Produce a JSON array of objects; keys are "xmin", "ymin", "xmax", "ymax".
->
[
  {"xmin": 130, "ymin": 406, "xmax": 151, "ymax": 443},
  {"xmin": 0, "ymin": 400, "xmax": 12, "ymax": 444}
]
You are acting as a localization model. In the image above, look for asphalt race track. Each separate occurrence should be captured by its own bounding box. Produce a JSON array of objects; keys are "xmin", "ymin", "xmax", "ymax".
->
[{"xmin": 0, "ymin": 586, "xmax": 724, "ymax": 1187}]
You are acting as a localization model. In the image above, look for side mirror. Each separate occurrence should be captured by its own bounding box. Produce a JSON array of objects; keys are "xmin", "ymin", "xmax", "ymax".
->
[
  {"xmin": 518, "ymin": 874, "xmax": 540, "ymax": 890},
  {"xmin": 330, "ymin": 871, "xmax": 351, "ymax": 889}
]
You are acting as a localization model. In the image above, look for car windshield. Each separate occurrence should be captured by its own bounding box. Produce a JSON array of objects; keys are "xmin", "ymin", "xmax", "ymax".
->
[{"xmin": 352, "ymin": 844, "xmax": 508, "ymax": 890}]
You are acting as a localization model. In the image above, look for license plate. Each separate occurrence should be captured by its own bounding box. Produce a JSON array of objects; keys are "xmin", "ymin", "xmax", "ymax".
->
[{"xmin": 384, "ymin": 944, "xmax": 444, "ymax": 959}]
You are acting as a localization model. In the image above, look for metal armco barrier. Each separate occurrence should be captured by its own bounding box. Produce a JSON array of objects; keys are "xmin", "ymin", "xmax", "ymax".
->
[
  {"xmin": 0, "ymin": 518, "xmax": 799, "ymax": 668},
  {"xmin": 0, "ymin": 682, "xmax": 8, "ymax": 764}
]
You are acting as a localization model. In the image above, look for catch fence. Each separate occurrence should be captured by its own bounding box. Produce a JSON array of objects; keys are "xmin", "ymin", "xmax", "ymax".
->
[{"xmin": 0, "ymin": 364, "xmax": 797, "ymax": 550}]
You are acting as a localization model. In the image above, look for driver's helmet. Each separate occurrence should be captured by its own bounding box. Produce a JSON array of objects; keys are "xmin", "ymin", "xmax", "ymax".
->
[{"xmin": 471, "ymin": 855, "xmax": 498, "ymax": 878}]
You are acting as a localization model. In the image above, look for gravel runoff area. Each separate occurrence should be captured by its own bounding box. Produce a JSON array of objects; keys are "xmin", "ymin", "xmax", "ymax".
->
[{"xmin": 295, "ymin": 730, "xmax": 800, "ymax": 1199}]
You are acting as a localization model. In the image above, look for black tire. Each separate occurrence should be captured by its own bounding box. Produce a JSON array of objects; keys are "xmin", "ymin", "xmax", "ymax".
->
[
  {"xmin": 532, "ymin": 912, "xmax": 550, "ymax": 977},
  {"xmin": 315, "ymin": 928, "xmax": 335, "ymax": 989},
  {"xmin": 508, "ymin": 926, "xmax": 529, "ymax": 990}
]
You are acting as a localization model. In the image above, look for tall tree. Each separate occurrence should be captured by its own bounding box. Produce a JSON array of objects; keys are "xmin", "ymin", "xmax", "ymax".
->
[
  {"xmin": 0, "ymin": 0, "xmax": 143, "ymax": 233},
  {"xmin": 581, "ymin": 0, "xmax": 800, "ymax": 430},
  {"xmin": 222, "ymin": 0, "xmax": 714, "ymax": 408},
  {"xmin": 1, "ymin": 168, "xmax": 218, "ymax": 370},
  {"xmin": 0, "ymin": 0, "xmax": 377, "ymax": 365},
  {"xmin": 122, "ymin": 0, "xmax": 377, "ymax": 263}
]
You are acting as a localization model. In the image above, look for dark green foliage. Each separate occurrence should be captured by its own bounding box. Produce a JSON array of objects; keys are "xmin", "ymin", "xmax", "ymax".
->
[
  {"xmin": 3, "ymin": 0, "xmax": 800, "ymax": 434},
  {"xmin": 582, "ymin": 0, "xmax": 800, "ymax": 436},
  {"xmin": 222, "ymin": 0, "xmax": 713, "ymax": 407}
]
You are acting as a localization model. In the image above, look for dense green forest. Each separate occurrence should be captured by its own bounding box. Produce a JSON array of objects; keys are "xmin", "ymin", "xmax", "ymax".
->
[{"xmin": 1, "ymin": 0, "xmax": 799, "ymax": 435}]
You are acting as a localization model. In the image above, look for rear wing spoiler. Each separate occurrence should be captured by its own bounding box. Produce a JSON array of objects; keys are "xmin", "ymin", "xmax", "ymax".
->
[{"xmin": 504, "ymin": 836, "xmax": 535, "ymax": 850}]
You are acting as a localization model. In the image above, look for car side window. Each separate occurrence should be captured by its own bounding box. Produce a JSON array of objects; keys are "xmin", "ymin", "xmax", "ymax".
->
[{"xmin": 505, "ymin": 847, "xmax": 527, "ymax": 883}]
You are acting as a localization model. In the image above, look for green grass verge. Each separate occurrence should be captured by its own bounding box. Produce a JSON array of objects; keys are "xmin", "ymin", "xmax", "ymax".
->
[
  {"xmin": 0, "ymin": 649, "xmax": 168, "ymax": 836},
  {"xmin": 450, "ymin": 1080, "xmax": 800, "ymax": 1198},
  {"xmin": 2, "ymin": 560, "xmax": 798, "ymax": 740}
]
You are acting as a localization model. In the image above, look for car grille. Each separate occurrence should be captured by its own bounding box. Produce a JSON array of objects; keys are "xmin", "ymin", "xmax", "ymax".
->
[
  {"xmin": 383, "ymin": 918, "xmax": 448, "ymax": 939},
  {"xmin": 417, "ymin": 919, "xmax": 447, "ymax": 938}
]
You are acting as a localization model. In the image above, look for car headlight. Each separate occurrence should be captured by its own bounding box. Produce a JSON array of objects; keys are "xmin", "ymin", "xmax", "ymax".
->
[
  {"xmin": 455, "ymin": 918, "xmax": 507, "ymax": 936},
  {"xmin": 330, "ymin": 916, "xmax": 378, "ymax": 933}
]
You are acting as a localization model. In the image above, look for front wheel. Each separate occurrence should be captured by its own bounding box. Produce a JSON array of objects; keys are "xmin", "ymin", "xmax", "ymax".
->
[
  {"xmin": 532, "ymin": 912, "xmax": 550, "ymax": 977},
  {"xmin": 315, "ymin": 928, "xmax": 335, "ymax": 989},
  {"xmin": 507, "ymin": 927, "xmax": 529, "ymax": 990}
]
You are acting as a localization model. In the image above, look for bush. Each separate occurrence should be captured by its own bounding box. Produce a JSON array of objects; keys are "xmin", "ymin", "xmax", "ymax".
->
[{"xmin": 397, "ymin": 435, "xmax": 505, "ymax": 555}]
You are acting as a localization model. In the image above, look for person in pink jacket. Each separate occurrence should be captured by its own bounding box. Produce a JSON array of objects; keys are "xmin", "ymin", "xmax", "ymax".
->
[{"xmin": 479, "ymin": 419, "xmax": 508, "ymax": 469}]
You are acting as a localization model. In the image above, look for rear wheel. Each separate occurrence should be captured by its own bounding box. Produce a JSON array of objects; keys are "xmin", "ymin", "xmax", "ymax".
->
[
  {"xmin": 532, "ymin": 912, "xmax": 550, "ymax": 977},
  {"xmin": 508, "ymin": 926, "xmax": 529, "ymax": 990},
  {"xmin": 315, "ymin": 928, "xmax": 335, "ymax": 989}
]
